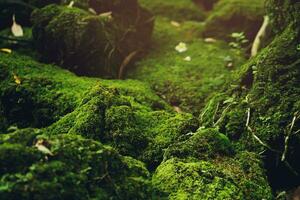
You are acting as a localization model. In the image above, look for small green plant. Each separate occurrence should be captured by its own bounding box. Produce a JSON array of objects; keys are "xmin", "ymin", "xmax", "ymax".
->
[{"xmin": 229, "ymin": 32, "xmax": 249, "ymax": 50}]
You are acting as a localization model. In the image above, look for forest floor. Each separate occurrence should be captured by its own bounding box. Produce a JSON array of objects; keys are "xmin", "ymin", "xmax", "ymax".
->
[{"xmin": 1, "ymin": 0, "xmax": 299, "ymax": 199}]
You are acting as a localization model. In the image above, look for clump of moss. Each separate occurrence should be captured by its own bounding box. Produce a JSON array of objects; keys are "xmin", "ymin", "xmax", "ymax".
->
[
  {"xmin": 152, "ymin": 151, "xmax": 273, "ymax": 200},
  {"xmin": 202, "ymin": 0, "xmax": 265, "ymax": 41},
  {"xmin": 139, "ymin": 0, "xmax": 206, "ymax": 21},
  {"xmin": 0, "ymin": 53, "xmax": 90, "ymax": 131},
  {"xmin": 164, "ymin": 128, "xmax": 233, "ymax": 161},
  {"xmin": 0, "ymin": 132, "xmax": 155, "ymax": 199},
  {"xmin": 31, "ymin": 2, "xmax": 154, "ymax": 78}
]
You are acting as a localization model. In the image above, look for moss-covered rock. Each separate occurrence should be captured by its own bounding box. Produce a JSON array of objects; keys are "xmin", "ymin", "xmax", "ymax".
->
[
  {"xmin": 202, "ymin": 0, "xmax": 265, "ymax": 41},
  {"xmin": 31, "ymin": 2, "xmax": 154, "ymax": 78},
  {"xmin": 153, "ymin": 152, "xmax": 273, "ymax": 199},
  {"xmin": 0, "ymin": 133, "xmax": 154, "ymax": 199},
  {"xmin": 200, "ymin": 0, "xmax": 300, "ymax": 190},
  {"xmin": 0, "ymin": 52, "xmax": 200, "ymax": 171},
  {"xmin": 139, "ymin": 0, "xmax": 206, "ymax": 21},
  {"xmin": 164, "ymin": 128, "xmax": 233, "ymax": 161}
]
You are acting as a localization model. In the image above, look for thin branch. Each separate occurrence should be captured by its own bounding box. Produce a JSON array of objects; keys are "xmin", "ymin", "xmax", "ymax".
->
[{"xmin": 281, "ymin": 114, "xmax": 297, "ymax": 162}]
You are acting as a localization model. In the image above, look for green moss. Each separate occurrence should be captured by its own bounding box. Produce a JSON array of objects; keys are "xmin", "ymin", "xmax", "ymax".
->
[
  {"xmin": 164, "ymin": 128, "xmax": 233, "ymax": 161},
  {"xmin": 202, "ymin": 0, "xmax": 265, "ymax": 41},
  {"xmin": 31, "ymin": 3, "xmax": 154, "ymax": 78},
  {"xmin": 128, "ymin": 16, "xmax": 245, "ymax": 115},
  {"xmin": 0, "ymin": 133, "xmax": 154, "ymax": 199},
  {"xmin": 200, "ymin": 0, "xmax": 300, "ymax": 189},
  {"xmin": 152, "ymin": 152, "xmax": 273, "ymax": 199},
  {"xmin": 139, "ymin": 0, "xmax": 206, "ymax": 21}
]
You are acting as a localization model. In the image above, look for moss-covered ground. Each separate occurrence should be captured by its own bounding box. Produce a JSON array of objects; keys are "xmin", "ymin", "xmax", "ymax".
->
[
  {"xmin": 127, "ymin": 16, "xmax": 246, "ymax": 115},
  {"xmin": 1, "ymin": 0, "xmax": 299, "ymax": 199}
]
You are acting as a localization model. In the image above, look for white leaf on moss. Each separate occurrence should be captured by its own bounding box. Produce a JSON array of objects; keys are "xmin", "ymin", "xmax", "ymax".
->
[
  {"xmin": 175, "ymin": 42, "xmax": 187, "ymax": 53},
  {"xmin": 11, "ymin": 14, "xmax": 23, "ymax": 37},
  {"xmin": 184, "ymin": 56, "xmax": 191, "ymax": 61},
  {"xmin": 68, "ymin": 1, "xmax": 74, "ymax": 8}
]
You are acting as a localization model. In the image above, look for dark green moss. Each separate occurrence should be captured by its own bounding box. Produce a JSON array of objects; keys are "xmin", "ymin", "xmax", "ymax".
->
[
  {"xmin": 0, "ymin": 133, "xmax": 155, "ymax": 199},
  {"xmin": 31, "ymin": 3, "xmax": 154, "ymax": 78},
  {"xmin": 200, "ymin": 0, "xmax": 300, "ymax": 190}
]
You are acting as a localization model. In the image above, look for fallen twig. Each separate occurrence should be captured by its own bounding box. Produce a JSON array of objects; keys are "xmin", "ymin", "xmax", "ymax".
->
[{"xmin": 281, "ymin": 113, "xmax": 298, "ymax": 162}]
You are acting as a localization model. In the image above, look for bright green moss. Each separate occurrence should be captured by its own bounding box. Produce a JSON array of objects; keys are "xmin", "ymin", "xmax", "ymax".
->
[
  {"xmin": 153, "ymin": 153, "xmax": 273, "ymax": 200},
  {"xmin": 139, "ymin": 0, "xmax": 206, "ymax": 21},
  {"xmin": 164, "ymin": 128, "xmax": 233, "ymax": 161},
  {"xmin": 128, "ymin": 17, "xmax": 246, "ymax": 115},
  {"xmin": 203, "ymin": 0, "xmax": 265, "ymax": 41}
]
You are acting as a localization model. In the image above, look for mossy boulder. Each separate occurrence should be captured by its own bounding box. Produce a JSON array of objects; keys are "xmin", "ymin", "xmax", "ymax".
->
[
  {"xmin": 0, "ymin": 0, "xmax": 61, "ymax": 30},
  {"xmin": 202, "ymin": 0, "xmax": 265, "ymax": 41},
  {"xmin": 139, "ymin": 0, "xmax": 206, "ymax": 21},
  {"xmin": 0, "ymin": 133, "xmax": 154, "ymax": 199},
  {"xmin": 200, "ymin": 0, "xmax": 300, "ymax": 190},
  {"xmin": 31, "ymin": 2, "xmax": 154, "ymax": 78},
  {"xmin": 0, "ymin": 52, "xmax": 199, "ymax": 171},
  {"xmin": 164, "ymin": 128, "xmax": 233, "ymax": 161},
  {"xmin": 153, "ymin": 152, "xmax": 273, "ymax": 199}
]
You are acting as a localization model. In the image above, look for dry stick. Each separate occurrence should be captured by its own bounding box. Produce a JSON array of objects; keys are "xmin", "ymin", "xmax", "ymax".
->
[
  {"xmin": 214, "ymin": 104, "xmax": 232, "ymax": 127},
  {"xmin": 246, "ymin": 108, "xmax": 278, "ymax": 152},
  {"xmin": 212, "ymin": 102, "xmax": 220, "ymax": 125},
  {"xmin": 281, "ymin": 115, "xmax": 297, "ymax": 162},
  {"xmin": 118, "ymin": 50, "xmax": 139, "ymax": 79}
]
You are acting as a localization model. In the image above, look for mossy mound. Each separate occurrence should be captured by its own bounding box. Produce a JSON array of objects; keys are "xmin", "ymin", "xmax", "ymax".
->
[
  {"xmin": 128, "ymin": 17, "xmax": 245, "ymax": 115},
  {"xmin": 0, "ymin": 52, "xmax": 199, "ymax": 170},
  {"xmin": 139, "ymin": 0, "xmax": 206, "ymax": 21},
  {"xmin": 202, "ymin": 0, "xmax": 265, "ymax": 41},
  {"xmin": 31, "ymin": 2, "xmax": 154, "ymax": 78},
  {"xmin": 164, "ymin": 128, "xmax": 233, "ymax": 161},
  {"xmin": 0, "ymin": 132, "xmax": 155, "ymax": 199},
  {"xmin": 200, "ymin": 0, "xmax": 300, "ymax": 190},
  {"xmin": 153, "ymin": 152, "xmax": 273, "ymax": 199}
]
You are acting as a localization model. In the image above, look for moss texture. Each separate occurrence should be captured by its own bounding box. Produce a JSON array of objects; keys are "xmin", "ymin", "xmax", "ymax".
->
[
  {"xmin": 139, "ymin": 0, "xmax": 206, "ymax": 21},
  {"xmin": 153, "ymin": 152, "xmax": 272, "ymax": 200},
  {"xmin": 200, "ymin": 0, "xmax": 300, "ymax": 190},
  {"xmin": 31, "ymin": 2, "xmax": 154, "ymax": 78},
  {"xmin": 202, "ymin": 0, "xmax": 265, "ymax": 41},
  {"xmin": 128, "ymin": 16, "xmax": 245, "ymax": 115}
]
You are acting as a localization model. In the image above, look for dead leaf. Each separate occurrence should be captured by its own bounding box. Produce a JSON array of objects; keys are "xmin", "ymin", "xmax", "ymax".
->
[
  {"xmin": 35, "ymin": 139, "xmax": 53, "ymax": 156},
  {"xmin": 0, "ymin": 48, "xmax": 12, "ymax": 54},
  {"xmin": 11, "ymin": 14, "xmax": 23, "ymax": 37},
  {"xmin": 173, "ymin": 106, "xmax": 182, "ymax": 113},
  {"xmin": 67, "ymin": 1, "xmax": 74, "ymax": 8},
  {"xmin": 118, "ymin": 51, "xmax": 139, "ymax": 79},
  {"xmin": 99, "ymin": 11, "xmax": 113, "ymax": 20},
  {"xmin": 171, "ymin": 21, "xmax": 181, "ymax": 27},
  {"xmin": 88, "ymin": 8, "xmax": 97, "ymax": 14},
  {"xmin": 13, "ymin": 73, "xmax": 21, "ymax": 85},
  {"xmin": 204, "ymin": 38, "xmax": 217, "ymax": 43}
]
